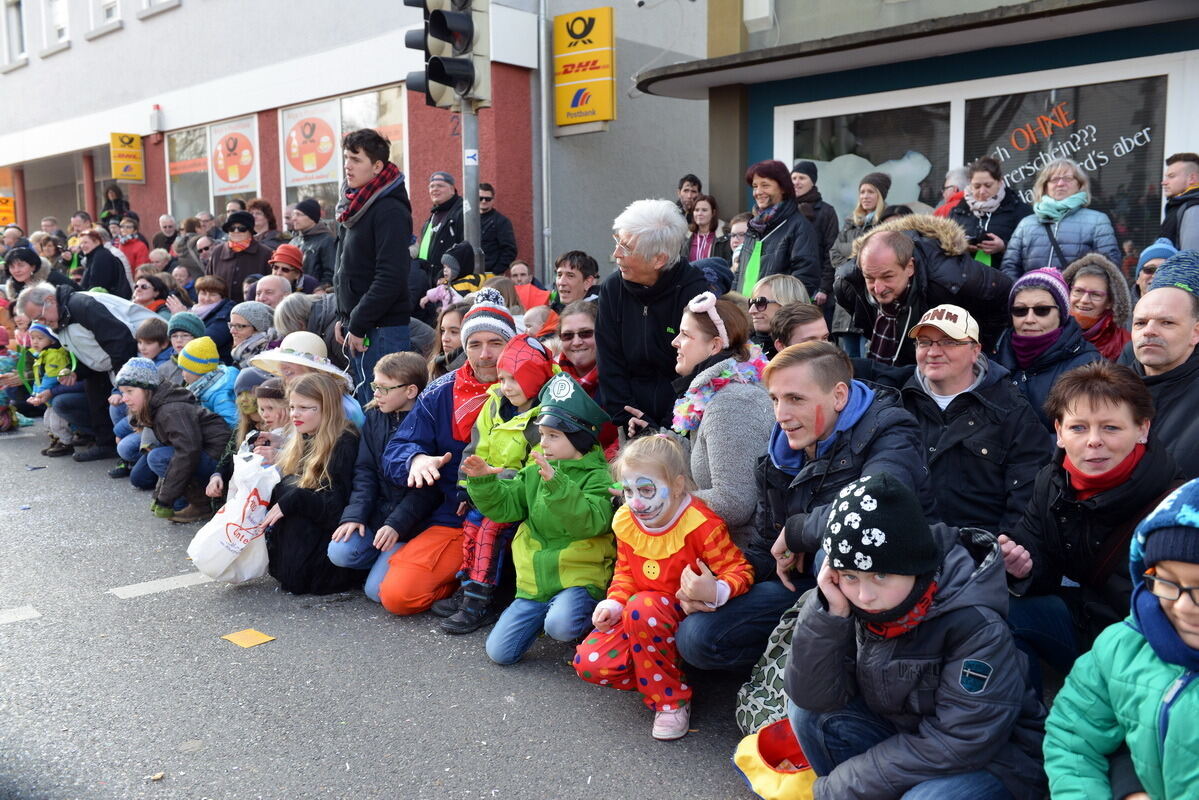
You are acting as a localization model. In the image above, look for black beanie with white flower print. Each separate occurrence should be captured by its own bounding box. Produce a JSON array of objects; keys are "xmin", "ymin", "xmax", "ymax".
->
[{"xmin": 822, "ymin": 473, "xmax": 940, "ymax": 575}]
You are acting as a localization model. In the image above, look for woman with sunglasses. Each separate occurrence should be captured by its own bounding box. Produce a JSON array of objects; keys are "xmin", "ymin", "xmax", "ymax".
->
[
  {"xmin": 1001, "ymin": 158, "xmax": 1121, "ymax": 280},
  {"xmin": 1062, "ymin": 254, "xmax": 1132, "ymax": 360},
  {"xmin": 205, "ymin": 210, "xmax": 273, "ymax": 303},
  {"xmin": 993, "ymin": 267, "xmax": 1100, "ymax": 432},
  {"xmin": 132, "ymin": 274, "xmax": 172, "ymax": 319},
  {"xmin": 1005, "ymin": 362, "xmax": 1180, "ymax": 694},
  {"xmin": 1133, "ymin": 238, "xmax": 1179, "ymax": 306},
  {"xmin": 747, "ymin": 274, "xmax": 809, "ymax": 359}
]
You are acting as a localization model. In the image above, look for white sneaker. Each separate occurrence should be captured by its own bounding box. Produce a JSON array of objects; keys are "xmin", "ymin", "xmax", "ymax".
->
[{"xmin": 652, "ymin": 706, "xmax": 690, "ymax": 741}]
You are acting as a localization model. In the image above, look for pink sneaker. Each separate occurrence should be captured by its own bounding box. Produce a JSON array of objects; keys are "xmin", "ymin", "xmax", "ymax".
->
[{"xmin": 652, "ymin": 706, "xmax": 690, "ymax": 741}]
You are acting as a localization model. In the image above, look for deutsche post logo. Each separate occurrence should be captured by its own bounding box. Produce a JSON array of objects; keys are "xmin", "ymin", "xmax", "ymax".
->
[
  {"xmin": 565, "ymin": 15, "xmax": 595, "ymax": 46},
  {"xmin": 118, "ymin": 135, "xmax": 136, "ymax": 147}
]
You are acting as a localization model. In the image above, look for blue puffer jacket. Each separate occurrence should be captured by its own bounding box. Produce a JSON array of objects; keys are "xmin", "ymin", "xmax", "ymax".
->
[
  {"xmin": 992, "ymin": 319, "xmax": 1101, "ymax": 432},
  {"xmin": 1000, "ymin": 207, "xmax": 1121, "ymax": 279},
  {"xmin": 195, "ymin": 365, "xmax": 240, "ymax": 427}
]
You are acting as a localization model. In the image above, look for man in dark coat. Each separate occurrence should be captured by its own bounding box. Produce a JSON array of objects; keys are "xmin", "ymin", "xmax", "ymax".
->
[
  {"xmin": 414, "ymin": 171, "xmax": 464, "ymax": 278},
  {"xmin": 597, "ymin": 199, "xmax": 708, "ymax": 432},
  {"xmin": 334, "ymin": 128, "xmax": 413, "ymax": 406},
  {"xmin": 478, "ymin": 182, "xmax": 517, "ymax": 274},
  {"xmin": 791, "ymin": 161, "xmax": 840, "ymax": 311},
  {"xmin": 835, "ymin": 214, "xmax": 1013, "ymax": 366},
  {"xmin": 291, "ymin": 198, "xmax": 338, "ymax": 285}
]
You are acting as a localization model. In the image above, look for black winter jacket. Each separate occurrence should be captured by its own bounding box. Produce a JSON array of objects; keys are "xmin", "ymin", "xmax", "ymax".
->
[
  {"xmin": 81, "ymin": 246, "xmax": 132, "ymax": 299},
  {"xmin": 54, "ymin": 285, "xmax": 138, "ymax": 373},
  {"xmin": 146, "ymin": 384, "xmax": 231, "ymax": 506},
  {"xmin": 747, "ymin": 387, "xmax": 936, "ymax": 580},
  {"xmin": 992, "ymin": 320, "xmax": 1101, "ymax": 432},
  {"xmin": 786, "ymin": 526, "xmax": 1047, "ymax": 800},
  {"xmin": 334, "ymin": 178, "xmax": 413, "ymax": 338},
  {"xmin": 267, "ymin": 429, "xmax": 368, "ymax": 595},
  {"xmin": 480, "ymin": 208, "xmax": 517, "ymax": 274},
  {"xmin": 898, "ymin": 359, "xmax": 1052, "ymax": 533},
  {"xmin": 736, "ymin": 199, "xmax": 823, "ymax": 295},
  {"xmin": 340, "ymin": 408, "xmax": 442, "ymax": 537},
  {"xmin": 1123, "ymin": 346, "xmax": 1199, "ymax": 480},
  {"xmin": 295, "ymin": 221, "xmax": 338, "ymax": 284},
  {"xmin": 834, "ymin": 215, "xmax": 1013, "ymax": 365},
  {"xmin": 414, "ymin": 194, "xmax": 464, "ymax": 276},
  {"xmin": 596, "ymin": 259, "xmax": 709, "ymax": 429},
  {"xmin": 1010, "ymin": 442, "xmax": 1179, "ymax": 643},
  {"xmin": 948, "ymin": 189, "xmax": 1033, "ymax": 247},
  {"xmin": 796, "ymin": 191, "xmax": 840, "ymax": 296}
]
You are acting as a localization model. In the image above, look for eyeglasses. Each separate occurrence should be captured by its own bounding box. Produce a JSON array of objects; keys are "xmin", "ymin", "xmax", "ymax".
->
[
  {"xmin": 560, "ymin": 328, "xmax": 595, "ymax": 342},
  {"xmin": 1011, "ymin": 305, "xmax": 1058, "ymax": 318},
  {"xmin": 1141, "ymin": 266, "xmax": 1158, "ymax": 276},
  {"xmin": 228, "ymin": 225, "xmax": 250, "ymax": 233},
  {"xmin": 228, "ymin": 322, "xmax": 253, "ymax": 331},
  {"xmin": 371, "ymin": 381, "xmax": 412, "ymax": 395},
  {"xmin": 1048, "ymin": 175, "xmax": 1079, "ymax": 185},
  {"xmin": 612, "ymin": 235, "xmax": 633, "ymax": 258},
  {"xmin": 1145, "ymin": 569, "xmax": 1199, "ymax": 604},
  {"xmin": 915, "ymin": 337, "xmax": 974, "ymax": 350},
  {"xmin": 1070, "ymin": 287, "xmax": 1108, "ymax": 302},
  {"xmin": 272, "ymin": 264, "xmax": 300, "ymax": 274},
  {"xmin": 479, "ymin": 196, "xmax": 494, "ymax": 203},
  {"xmin": 729, "ymin": 232, "xmax": 747, "ymax": 242},
  {"xmin": 747, "ymin": 297, "xmax": 779, "ymax": 312}
]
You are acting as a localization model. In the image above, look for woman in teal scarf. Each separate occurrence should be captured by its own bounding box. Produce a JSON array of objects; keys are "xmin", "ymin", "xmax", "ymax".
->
[{"xmin": 1001, "ymin": 158, "xmax": 1121, "ymax": 280}]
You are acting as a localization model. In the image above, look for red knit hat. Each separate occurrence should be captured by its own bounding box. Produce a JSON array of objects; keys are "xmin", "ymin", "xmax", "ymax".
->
[
  {"xmin": 268, "ymin": 243, "xmax": 304, "ymax": 270},
  {"xmin": 497, "ymin": 334, "xmax": 555, "ymax": 400}
]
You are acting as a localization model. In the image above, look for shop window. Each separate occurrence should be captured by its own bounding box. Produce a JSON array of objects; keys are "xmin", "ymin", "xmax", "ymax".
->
[
  {"xmin": 791, "ymin": 102, "xmax": 951, "ymax": 224},
  {"xmin": 167, "ymin": 126, "xmax": 210, "ymax": 220},
  {"xmin": 964, "ymin": 75, "xmax": 1168, "ymax": 254}
]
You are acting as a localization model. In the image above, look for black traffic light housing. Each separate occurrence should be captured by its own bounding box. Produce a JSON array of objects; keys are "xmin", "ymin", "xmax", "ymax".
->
[{"xmin": 404, "ymin": 0, "xmax": 491, "ymax": 110}]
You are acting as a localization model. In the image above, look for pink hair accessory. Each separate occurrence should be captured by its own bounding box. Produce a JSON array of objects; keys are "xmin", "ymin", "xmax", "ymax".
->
[{"xmin": 688, "ymin": 291, "xmax": 727, "ymax": 346}]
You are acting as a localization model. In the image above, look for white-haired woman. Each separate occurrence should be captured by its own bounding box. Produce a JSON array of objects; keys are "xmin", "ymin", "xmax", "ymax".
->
[
  {"xmin": 1001, "ymin": 158, "xmax": 1120, "ymax": 280},
  {"xmin": 598, "ymin": 198, "xmax": 710, "ymax": 438}
]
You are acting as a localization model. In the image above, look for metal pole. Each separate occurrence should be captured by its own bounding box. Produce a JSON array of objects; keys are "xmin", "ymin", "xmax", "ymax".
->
[
  {"xmin": 538, "ymin": 0, "xmax": 553, "ymax": 285},
  {"xmin": 461, "ymin": 105, "xmax": 483, "ymax": 273}
]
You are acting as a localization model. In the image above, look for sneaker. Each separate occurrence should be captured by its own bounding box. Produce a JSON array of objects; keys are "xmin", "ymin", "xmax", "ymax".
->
[
  {"xmin": 168, "ymin": 503, "xmax": 212, "ymax": 524},
  {"xmin": 43, "ymin": 440, "xmax": 75, "ymax": 458},
  {"xmin": 107, "ymin": 461, "xmax": 132, "ymax": 479},
  {"xmin": 72, "ymin": 444, "xmax": 118, "ymax": 463},
  {"xmin": 430, "ymin": 585, "xmax": 464, "ymax": 618},
  {"xmin": 652, "ymin": 706, "xmax": 690, "ymax": 741}
]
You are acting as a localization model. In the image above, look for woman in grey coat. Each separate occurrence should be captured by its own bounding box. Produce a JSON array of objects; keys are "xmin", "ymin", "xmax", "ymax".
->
[{"xmin": 667, "ymin": 291, "xmax": 773, "ymax": 546}]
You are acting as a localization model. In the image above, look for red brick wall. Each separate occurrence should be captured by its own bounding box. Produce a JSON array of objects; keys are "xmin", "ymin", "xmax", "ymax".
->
[
  {"xmin": 125, "ymin": 136, "xmax": 167, "ymax": 228},
  {"xmin": 406, "ymin": 62, "xmax": 534, "ymax": 266},
  {"xmin": 257, "ymin": 109, "xmax": 281, "ymax": 210}
]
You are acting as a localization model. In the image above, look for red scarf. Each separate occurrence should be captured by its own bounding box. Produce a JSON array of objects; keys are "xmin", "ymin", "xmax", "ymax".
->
[
  {"xmin": 1074, "ymin": 310, "xmax": 1131, "ymax": 361},
  {"xmin": 450, "ymin": 361, "xmax": 496, "ymax": 442},
  {"xmin": 1063, "ymin": 443, "xmax": 1146, "ymax": 501},
  {"xmin": 139, "ymin": 298, "xmax": 167, "ymax": 313},
  {"xmin": 560, "ymin": 355, "xmax": 598, "ymax": 396},
  {"xmin": 228, "ymin": 238, "xmax": 252, "ymax": 253},
  {"xmin": 338, "ymin": 162, "xmax": 402, "ymax": 224},
  {"xmin": 865, "ymin": 580, "xmax": 939, "ymax": 639}
]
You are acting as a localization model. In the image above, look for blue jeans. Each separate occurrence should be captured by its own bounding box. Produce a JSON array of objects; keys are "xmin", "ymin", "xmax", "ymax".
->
[
  {"xmin": 788, "ymin": 699, "xmax": 1011, "ymax": 799},
  {"xmin": 1007, "ymin": 593, "xmax": 1078, "ymax": 697},
  {"xmin": 349, "ymin": 324, "xmax": 411, "ymax": 406},
  {"xmin": 146, "ymin": 448, "xmax": 217, "ymax": 504},
  {"xmin": 485, "ymin": 587, "xmax": 597, "ymax": 665},
  {"xmin": 109, "ymin": 400, "xmax": 127, "ymax": 428},
  {"xmin": 676, "ymin": 578, "xmax": 809, "ymax": 670},
  {"xmin": 326, "ymin": 531, "xmax": 401, "ymax": 603},
  {"xmin": 52, "ymin": 391, "xmax": 92, "ymax": 437},
  {"xmin": 116, "ymin": 433, "xmax": 157, "ymax": 489}
]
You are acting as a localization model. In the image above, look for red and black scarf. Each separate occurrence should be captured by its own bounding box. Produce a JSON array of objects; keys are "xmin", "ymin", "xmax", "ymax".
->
[
  {"xmin": 337, "ymin": 162, "xmax": 402, "ymax": 225},
  {"xmin": 864, "ymin": 580, "xmax": 939, "ymax": 640}
]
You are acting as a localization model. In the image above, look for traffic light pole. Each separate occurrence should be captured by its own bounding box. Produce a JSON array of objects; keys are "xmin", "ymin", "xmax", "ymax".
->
[{"xmin": 461, "ymin": 104, "xmax": 483, "ymax": 274}]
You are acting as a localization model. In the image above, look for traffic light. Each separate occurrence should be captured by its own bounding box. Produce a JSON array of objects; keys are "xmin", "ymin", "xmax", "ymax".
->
[{"xmin": 404, "ymin": 0, "xmax": 491, "ymax": 110}]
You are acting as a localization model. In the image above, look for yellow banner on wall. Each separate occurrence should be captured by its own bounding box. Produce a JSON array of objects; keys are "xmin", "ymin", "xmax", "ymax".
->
[
  {"xmin": 110, "ymin": 133, "xmax": 145, "ymax": 183},
  {"xmin": 0, "ymin": 196, "xmax": 14, "ymax": 226},
  {"xmin": 553, "ymin": 7, "xmax": 615, "ymax": 127}
]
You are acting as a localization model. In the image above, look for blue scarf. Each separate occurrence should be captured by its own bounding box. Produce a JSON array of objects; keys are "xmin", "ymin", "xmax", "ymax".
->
[
  {"xmin": 1034, "ymin": 191, "xmax": 1088, "ymax": 222},
  {"xmin": 1132, "ymin": 584, "xmax": 1199, "ymax": 671}
]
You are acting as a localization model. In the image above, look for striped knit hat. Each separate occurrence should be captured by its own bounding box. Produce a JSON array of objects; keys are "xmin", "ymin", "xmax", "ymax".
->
[
  {"xmin": 1149, "ymin": 249, "xmax": 1199, "ymax": 295},
  {"xmin": 115, "ymin": 357, "xmax": 162, "ymax": 390},
  {"xmin": 177, "ymin": 336, "xmax": 221, "ymax": 375},
  {"xmin": 1010, "ymin": 267, "xmax": 1070, "ymax": 320},
  {"xmin": 460, "ymin": 288, "xmax": 516, "ymax": 345}
]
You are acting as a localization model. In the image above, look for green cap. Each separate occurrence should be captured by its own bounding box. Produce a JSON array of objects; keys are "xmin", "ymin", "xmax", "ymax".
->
[{"xmin": 534, "ymin": 373, "xmax": 610, "ymax": 438}]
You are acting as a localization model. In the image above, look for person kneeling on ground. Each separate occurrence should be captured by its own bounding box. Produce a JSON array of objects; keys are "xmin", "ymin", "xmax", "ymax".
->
[{"xmin": 786, "ymin": 472, "xmax": 1046, "ymax": 800}]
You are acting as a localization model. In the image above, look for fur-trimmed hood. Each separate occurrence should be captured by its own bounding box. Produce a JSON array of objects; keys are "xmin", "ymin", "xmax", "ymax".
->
[
  {"xmin": 1061, "ymin": 252, "xmax": 1132, "ymax": 328},
  {"xmin": 849, "ymin": 213, "xmax": 969, "ymax": 259},
  {"xmin": 3, "ymin": 255, "xmax": 54, "ymax": 301}
]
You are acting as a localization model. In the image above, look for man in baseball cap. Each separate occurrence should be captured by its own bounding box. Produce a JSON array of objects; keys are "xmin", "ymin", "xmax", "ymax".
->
[{"xmin": 900, "ymin": 303, "xmax": 1051, "ymax": 532}]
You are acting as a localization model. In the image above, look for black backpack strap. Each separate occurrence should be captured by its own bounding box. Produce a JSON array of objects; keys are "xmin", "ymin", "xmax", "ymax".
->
[{"xmin": 1042, "ymin": 222, "xmax": 1069, "ymax": 269}]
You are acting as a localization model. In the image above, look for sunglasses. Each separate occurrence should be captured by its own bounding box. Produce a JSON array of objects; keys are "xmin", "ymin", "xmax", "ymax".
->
[
  {"xmin": 1011, "ymin": 305, "xmax": 1058, "ymax": 318},
  {"xmin": 479, "ymin": 196, "xmax": 494, "ymax": 202},
  {"xmin": 198, "ymin": 246, "xmax": 212, "ymax": 252},
  {"xmin": 272, "ymin": 264, "xmax": 300, "ymax": 274},
  {"xmin": 1141, "ymin": 265, "xmax": 1158, "ymax": 276},
  {"xmin": 747, "ymin": 297, "xmax": 779, "ymax": 312},
  {"xmin": 228, "ymin": 225, "xmax": 250, "ymax": 233},
  {"xmin": 560, "ymin": 328, "xmax": 595, "ymax": 342},
  {"xmin": 135, "ymin": 283, "xmax": 153, "ymax": 290}
]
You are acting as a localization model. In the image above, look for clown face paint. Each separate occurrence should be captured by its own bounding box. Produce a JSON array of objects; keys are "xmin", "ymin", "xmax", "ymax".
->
[{"xmin": 621, "ymin": 471, "xmax": 678, "ymax": 527}]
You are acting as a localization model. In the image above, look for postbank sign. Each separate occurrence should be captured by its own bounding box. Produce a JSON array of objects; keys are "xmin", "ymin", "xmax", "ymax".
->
[{"xmin": 553, "ymin": 7, "xmax": 615, "ymax": 127}]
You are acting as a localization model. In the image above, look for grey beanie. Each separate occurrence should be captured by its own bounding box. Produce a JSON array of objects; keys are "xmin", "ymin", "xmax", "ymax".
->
[
  {"xmin": 115, "ymin": 357, "xmax": 162, "ymax": 390},
  {"xmin": 231, "ymin": 301, "xmax": 274, "ymax": 333}
]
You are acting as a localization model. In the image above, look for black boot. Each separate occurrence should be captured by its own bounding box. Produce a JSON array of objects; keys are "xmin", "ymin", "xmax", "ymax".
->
[
  {"xmin": 440, "ymin": 582, "xmax": 498, "ymax": 635},
  {"xmin": 430, "ymin": 583, "xmax": 465, "ymax": 618}
]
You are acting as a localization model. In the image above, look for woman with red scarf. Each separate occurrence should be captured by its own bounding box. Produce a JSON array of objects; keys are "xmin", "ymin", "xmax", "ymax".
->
[
  {"xmin": 1006, "ymin": 362, "xmax": 1181, "ymax": 692},
  {"xmin": 132, "ymin": 274, "xmax": 172, "ymax": 319},
  {"xmin": 1061, "ymin": 253, "xmax": 1132, "ymax": 361}
]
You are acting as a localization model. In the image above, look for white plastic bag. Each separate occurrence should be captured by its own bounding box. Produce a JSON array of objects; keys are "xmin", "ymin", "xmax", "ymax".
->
[{"xmin": 187, "ymin": 452, "xmax": 280, "ymax": 583}]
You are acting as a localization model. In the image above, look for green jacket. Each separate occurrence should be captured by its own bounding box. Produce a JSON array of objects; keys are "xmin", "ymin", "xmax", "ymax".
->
[
  {"xmin": 466, "ymin": 446, "xmax": 615, "ymax": 602},
  {"xmin": 1045, "ymin": 619, "xmax": 1199, "ymax": 799},
  {"xmin": 467, "ymin": 385, "xmax": 542, "ymax": 473}
]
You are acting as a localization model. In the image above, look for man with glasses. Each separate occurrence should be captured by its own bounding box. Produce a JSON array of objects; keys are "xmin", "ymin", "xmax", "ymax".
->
[
  {"xmin": 413, "ymin": 171, "xmax": 464, "ymax": 287},
  {"xmin": 1134, "ymin": 238, "xmax": 1178, "ymax": 303},
  {"xmin": 196, "ymin": 211, "xmax": 224, "ymax": 241},
  {"xmin": 194, "ymin": 236, "xmax": 215, "ymax": 269},
  {"xmin": 478, "ymin": 182, "xmax": 517, "ymax": 275},
  {"xmin": 204, "ymin": 210, "xmax": 272, "ymax": 303},
  {"xmin": 836, "ymin": 226, "xmax": 1013, "ymax": 366}
]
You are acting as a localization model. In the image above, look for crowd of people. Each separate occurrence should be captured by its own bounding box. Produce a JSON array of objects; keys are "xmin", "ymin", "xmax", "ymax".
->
[{"xmin": 4, "ymin": 130, "xmax": 1199, "ymax": 798}]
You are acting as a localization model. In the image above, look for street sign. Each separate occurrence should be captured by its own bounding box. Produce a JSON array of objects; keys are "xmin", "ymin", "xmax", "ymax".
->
[
  {"xmin": 110, "ymin": 132, "xmax": 145, "ymax": 183},
  {"xmin": 553, "ymin": 7, "xmax": 615, "ymax": 127}
]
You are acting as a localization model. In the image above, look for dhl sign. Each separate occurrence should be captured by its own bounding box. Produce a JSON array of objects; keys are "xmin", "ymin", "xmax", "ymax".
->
[
  {"xmin": 110, "ymin": 132, "xmax": 145, "ymax": 183},
  {"xmin": 552, "ymin": 7, "xmax": 615, "ymax": 127}
]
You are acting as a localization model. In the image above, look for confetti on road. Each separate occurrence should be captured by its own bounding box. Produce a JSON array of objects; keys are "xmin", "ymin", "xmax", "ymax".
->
[{"xmin": 221, "ymin": 629, "xmax": 276, "ymax": 648}]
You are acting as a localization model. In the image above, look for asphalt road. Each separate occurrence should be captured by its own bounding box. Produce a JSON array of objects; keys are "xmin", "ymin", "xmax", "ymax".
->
[{"xmin": 0, "ymin": 426, "xmax": 755, "ymax": 800}]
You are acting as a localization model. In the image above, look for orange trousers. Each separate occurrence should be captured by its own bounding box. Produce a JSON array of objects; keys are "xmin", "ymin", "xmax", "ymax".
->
[{"xmin": 377, "ymin": 524, "xmax": 464, "ymax": 615}]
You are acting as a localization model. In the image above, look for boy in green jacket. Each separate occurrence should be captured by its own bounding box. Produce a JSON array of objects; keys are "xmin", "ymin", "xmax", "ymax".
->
[
  {"xmin": 463, "ymin": 373, "xmax": 616, "ymax": 665},
  {"xmin": 1045, "ymin": 478, "xmax": 1199, "ymax": 800}
]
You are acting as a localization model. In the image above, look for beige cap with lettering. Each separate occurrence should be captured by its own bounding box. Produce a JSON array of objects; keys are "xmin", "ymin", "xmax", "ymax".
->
[{"xmin": 907, "ymin": 304, "xmax": 979, "ymax": 342}]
